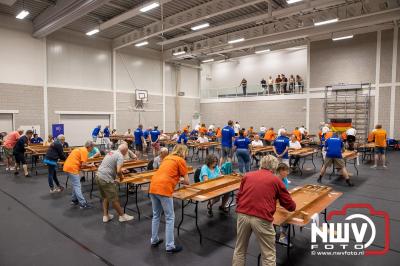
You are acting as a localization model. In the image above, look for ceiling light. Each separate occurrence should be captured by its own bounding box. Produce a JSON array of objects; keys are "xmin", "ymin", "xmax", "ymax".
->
[
  {"xmin": 140, "ymin": 2, "xmax": 159, "ymax": 12},
  {"xmin": 314, "ymin": 18, "xmax": 338, "ymax": 26},
  {"xmin": 287, "ymin": 0, "xmax": 303, "ymax": 4},
  {"xmin": 16, "ymin": 10, "xmax": 29, "ymax": 20},
  {"xmin": 228, "ymin": 38, "xmax": 244, "ymax": 44},
  {"xmin": 191, "ymin": 23, "xmax": 210, "ymax": 31},
  {"xmin": 135, "ymin": 41, "xmax": 148, "ymax": 47},
  {"xmin": 202, "ymin": 58, "xmax": 214, "ymax": 63},
  {"xmin": 86, "ymin": 28, "xmax": 99, "ymax": 36},
  {"xmin": 173, "ymin": 51, "xmax": 186, "ymax": 56},
  {"xmin": 332, "ymin": 35, "xmax": 353, "ymax": 41},
  {"xmin": 255, "ymin": 49, "xmax": 270, "ymax": 54}
]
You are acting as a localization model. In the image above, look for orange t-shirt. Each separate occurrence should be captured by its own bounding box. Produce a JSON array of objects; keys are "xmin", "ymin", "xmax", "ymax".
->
[
  {"xmin": 324, "ymin": 131, "xmax": 333, "ymax": 140},
  {"xmin": 293, "ymin": 130, "xmax": 302, "ymax": 141},
  {"xmin": 372, "ymin": 129, "xmax": 387, "ymax": 147},
  {"xmin": 63, "ymin": 147, "xmax": 89, "ymax": 174},
  {"xmin": 199, "ymin": 127, "xmax": 207, "ymax": 134},
  {"xmin": 4, "ymin": 131, "xmax": 20, "ymax": 149},
  {"xmin": 367, "ymin": 132, "xmax": 374, "ymax": 142},
  {"xmin": 264, "ymin": 130, "xmax": 276, "ymax": 141},
  {"xmin": 341, "ymin": 132, "xmax": 347, "ymax": 140},
  {"xmin": 149, "ymin": 155, "xmax": 188, "ymax": 197},
  {"xmin": 216, "ymin": 128, "xmax": 222, "ymax": 137}
]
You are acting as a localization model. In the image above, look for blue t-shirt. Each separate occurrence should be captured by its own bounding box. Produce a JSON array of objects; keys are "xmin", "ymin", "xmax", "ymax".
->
[
  {"xmin": 88, "ymin": 147, "xmax": 100, "ymax": 158},
  {"xmin": 221, "ymin": 126, "xmax": 235, "ymax": 148},
  {"xmin": 207, "ymin": 131, "xmax": 215, "ymax": 137},
  {"xmin": 103, "ymin": 128, "xmax": 110, "ymax": 137},
  {"xmin": 274, "ymin": 136, "xmax": 290, "ymax": 159},
  {"xmin": 190, "ymin": 130, "xmax": 198, "ymax": 136},
  {"xmin": 177, "ymin": 133, "xmax": 188, "ymax": 144},
  {"xmin": 199, "ymin": 165, "xmax": 221, "ymax": 182},
  {"xmin": 31, "ymin": 137, "xmax": 43, "ymax": 144},
  {"xmin": 150, "ymin": 130, "xmax": 160, "ymax": 142},
  {"xmin": 325, "ymin": 137, "xmax": 343, "ymax": 158},
  {"xmin": 234, "ymin": 137, "xmax": 251, "ymax": 149},
  {"xmin": 134, "ymin": 128, "xmax": 144, "ymax": 144},
  {"xmin": 92, "ymin": 127, "xmax": 100, "ymax": 137}
]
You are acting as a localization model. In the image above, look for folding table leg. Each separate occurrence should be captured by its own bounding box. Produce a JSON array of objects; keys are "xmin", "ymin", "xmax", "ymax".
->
[
  {"xmin": 123, "ymin": 184, "xmax": 129, "ymax": 212},
  {"xmin": 177, "ymin": 200, "xmax": 185, "ymax": 236}
]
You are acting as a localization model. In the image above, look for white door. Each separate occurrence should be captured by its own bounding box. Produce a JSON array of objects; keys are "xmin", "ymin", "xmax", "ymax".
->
[
  {"xmin": 60, "ymin": 114, "xmax": 110, "ymax": 146},
  {"xmin": 0, "ymin": 114, "xmax": 13, "ymax": 133}
]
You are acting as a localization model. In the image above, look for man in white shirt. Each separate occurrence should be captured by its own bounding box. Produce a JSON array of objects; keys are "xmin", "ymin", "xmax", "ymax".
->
[
  {"xmin": 259, "ymin": 125, "xmax": 266, "ymax": 138},
  {"xmin": 234, "ymin": 122, "xmax": 241, "ymax": 136},
  {"xmin": 171, "ymin": 130, "xmax": 180, "ymax": 141},
  {"xmin": 251, "ymin": 135, "xmax": 263, "ymax": 166},
  {"xmin": 321, "ymin": 124, "xmax": 330, "ymax": 135},
  {"xmin": 197, "ymin": 132, "xmax": 209, "ymax": 143},
  {"xmin": 289, "ymin": 135, "xmax": 302, "ymax": 171},
  {"xmin": 345, "ymin": 127, "xmax": 357, "ymax": 150}
]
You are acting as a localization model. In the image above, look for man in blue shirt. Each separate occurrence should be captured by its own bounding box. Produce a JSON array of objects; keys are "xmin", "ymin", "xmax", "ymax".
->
[
  {"xmin": 177, "ymin": 130, "xmax": 188, "ymax": 144},
  {"xmin": 318, "ymin": 134, "xmax": 354, "ymax": 186},
  {"xmin": 220, "ymin": 120, "xmax": 236, "ymax": 166},
  {"xmin": 30, "ymin": 133, "xmax": 43, "ymax": 144},
  {"xmin": 189, "ymin": 129, "xmax": 198, "ymax": 140},
  {"xmin": 143, "ymin": 128, "xmax": 151, "ymax": 153},
  {"xmin": 273, "ymin": 130, "xmax": 290, "ymax": 165},
  {"xmin": 134, "ymin": 124, "xmax": 146, "ymax": 158},
  {"xmin": 150, "ymin": 126, "xmax": 161, "ymax": 157},
  {"xmin": 92, "ymin": 125, "xmax": 101, "ymax": 143},
  {"xmin": 103, "ymin": 125, "xmax": 111, "ymax": 150}
]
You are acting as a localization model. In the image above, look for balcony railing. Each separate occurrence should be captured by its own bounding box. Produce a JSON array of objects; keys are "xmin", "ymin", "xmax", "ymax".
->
[{"xmin": 201, "ymin": 82, "xmax": 305, "ymax": 99}]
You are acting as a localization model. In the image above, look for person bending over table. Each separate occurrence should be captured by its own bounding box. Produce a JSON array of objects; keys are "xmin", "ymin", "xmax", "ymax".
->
[
  {"xmin": 96, "ymin": 143, "xmax": 134, "ymax": 223},
  {"xmin": 317, "ymin": 133, "xmax": 354, "ymax": 187},
  {"xmin": 234, "ymin": 130, "xmax": 251, "ymax": 174},
  {"xmin": 251, "ymin": 134, "xmax": 263, "ymax": 166},
  {"xmin": 88, "ymin": 145, "xmax": 101, "ymax": 158},
  {"xmin": 153, "ymin": 147, "xmax": 169, "ymax": 169},
  {"xmin": 92, "ymin": 125, "xmax": 101, "ymax": 143},
  {"xmin": 149, "ymin": 144, "xmax": 189, "ymax": 254},
  {"xmin": 3, "ymin": 128, "xmax": 24, "ymax": 172},
  {"xmin": 103, "ymin": 125, "xmax": 111, "ymax": 150},
  {"xmin": 289, "ymin": 135, "xmax": 301, "ymax": 170},
  {"xmin": 171, "ymin": 130, "xmax": 180, "ymax": 142},
  {"xmin": 232, "ymin": 155, "xmax": 296, "ymax": 266},
  {"xmin": 200, "ymin": 154, "xmax": 229, "ymax": 217},
  {"xmin": 13, "ymin": 129, "xmax": 33, "ymax": 177},
  {"xmin": 264, "ymin": 128, "xmax": 275, "ymax": 146},
  {"xmin": 63, "ymin": 140, "xmax": 95, "ymax": 209},
  {"xmin": 220, "ymin": 120, "xmax": 236, "ymax": 166},
  {"xmin": 134, "ymin": 124, "xmax": 147, "ymax": 158},
  {"xmin": 273, "ymin": 129, "xmax": 290, "ymax": 166},
  {"xmin": 44, "ymin": 134, "xmax": 67, "ymax": 193},
  {"xmin": 177, "ymin": 130, "xmax": 188, "ymax": 144}
]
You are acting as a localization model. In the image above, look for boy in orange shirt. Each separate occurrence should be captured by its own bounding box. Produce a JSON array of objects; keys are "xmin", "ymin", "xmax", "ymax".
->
[
  {"xmin": 264, "ymin": 127, "xmax": 276, "ymax": 145},
  {"xmin": 63, "ymin": 140, "xmax": 94, "ymax": 208},
  {"xmin": 292, "ymin": 127, "xmax": 302, "ymax": 141},
  {"xmin": 371, "ymin": 124, "xmax": 387, "ymax": 168}
]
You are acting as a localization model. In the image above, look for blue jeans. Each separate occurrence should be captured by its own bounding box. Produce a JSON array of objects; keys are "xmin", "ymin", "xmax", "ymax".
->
[
  {"xmin": 150, "ymin": 194, "xmax": 175, "ymax": 250},
  {"xmin": 236, "ymin": 149, "xmax": 250, "ymax": 174},
  {"xmin": 68, "ymin": 173, "xmax": 86, "ymax": 205},
  {"xmin": 48, "ymin": 164, "xmax": 60, "ymax": 189}
]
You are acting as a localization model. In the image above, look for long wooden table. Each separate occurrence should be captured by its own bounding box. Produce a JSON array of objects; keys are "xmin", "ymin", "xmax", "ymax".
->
[
  {"xmin": 117, "ymin": 166, "xmax": 194, "ymax": 220},
  {"xmin": 173, "ymin": 174, "xmax": 242, "ymax": 243},
  {"xmin": 187, "ymin": 141, "xmax": 220, "ymax": 161},
  {"xmin": 329, "ymin": 150, "xmax": 359, "ymax": 177},
  {"xmin": 26, "ymin": 145, "xmax": 72, "ymax": 175},
  {"xmin": 289, "ymin": 147, "xmax": 319, "ymax": 175}
]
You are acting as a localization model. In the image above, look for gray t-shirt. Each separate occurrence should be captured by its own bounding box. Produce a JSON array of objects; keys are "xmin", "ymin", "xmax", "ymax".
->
[{"xmin": 97, "ymin": 151, "xmax": 124, "ymax": 183}]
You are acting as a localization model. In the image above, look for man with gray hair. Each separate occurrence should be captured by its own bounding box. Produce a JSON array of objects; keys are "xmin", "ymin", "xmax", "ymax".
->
[
  {"xmin": 152, "ymin": 147, "xmax": 169, "ymax": 169},
  {"xmin": 63, "ymin": 140, "xmax": 95, "ymax": 209},
  {"xmin": 96, "ymin": 143, "xmax": 134, "ymax": 223},
  {"xmin": 233, "ymin": 155, "xmax": 296, "ymax": 266},
  {"xmin": 273, "ymin": 129, "xmax": 290, "ymax": 166}
]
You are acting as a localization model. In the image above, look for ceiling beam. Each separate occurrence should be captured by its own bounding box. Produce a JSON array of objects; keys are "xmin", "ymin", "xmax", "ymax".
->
[
  {"xmin": 33, "ymin": 0, "xmax": 111, "ymax": 38},
  {"xmin": 113, "ymin": 0, "xmax": 268, "ymax": 49},
  {"xmin": 99, "ymin": 0, "xmax": 173, "ymax": 31},
  {"xmin": 158, "ymin": 0, "xmax": 346, "ymax": 46},
  {"xmin": 165, "ymin": 7, "xmax": 400, "ymax": 60}
]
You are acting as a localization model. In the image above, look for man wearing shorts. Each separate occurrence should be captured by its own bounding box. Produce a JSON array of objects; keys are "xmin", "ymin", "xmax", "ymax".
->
[
  {"xmin": 134, "ymin": 124, "xmax": 146, "ymax": 158},
  {"xmin": 13, "ymin": 129, "xmax": 33, "ymax": 177},
  {"xmin": 220, "ymin": 120, "xmax": 236, "ymax": 166},
  {"xmin": 3, "ymin": 128, "xmax": 24, "ymax": 171},
  {"xmin": 96, "ymin": 143, "xmax": 134, "ymax": 223},
  {"xmin": 371, "ymin": 124, "xmax": 387, "ymax": 168},
  {"xmin": 150, "ymin": 126, "xmax": 161, "ymax": 157},
  {"xmin": 318, "ymin": 133, "xmax": 354, "ymax": 186}
]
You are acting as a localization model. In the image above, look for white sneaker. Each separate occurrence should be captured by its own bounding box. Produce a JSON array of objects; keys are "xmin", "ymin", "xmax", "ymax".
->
[
  {"xmin": 5, "ymin": 167, "xmax": 9, "ymax": 171},
  {"xmin": 50, "ymin": 188, "xmax": 57, "ymax": 193},
  {"xmin": 10, "ymin": 167, "xmax": 15, "ymax": 171},
  {"xmin": 103, "ymin": 214, "xmax": 114, "ymax": 223},
  {"xmin": 383, "ymin": 165, "xmax": 387, "ymax": 169},
  {"xmin": 370, "ymin": 165, "xmax": 377, "ymax": 169},
  {"xmin": 119, "ymin": 214, "xmax": 134, "ymax": 222}
]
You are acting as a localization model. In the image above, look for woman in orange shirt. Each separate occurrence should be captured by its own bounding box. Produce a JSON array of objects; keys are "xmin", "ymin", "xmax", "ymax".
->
[
  {"xmin": 149, "ymin": 144, "xmax": 189, "ymax": 253},
  {"xmin": 292, "ymin": 127, "xmax": 302, "ymax": 141},
  {"xmin": 264, "ymin": 128, "xmax": 276, "ymax": 145}
]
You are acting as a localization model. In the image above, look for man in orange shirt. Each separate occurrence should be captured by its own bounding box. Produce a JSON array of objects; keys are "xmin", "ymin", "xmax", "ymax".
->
[
  {"xmin": 199, "ymin": 123, "xmax": 208, "ymax": 135},
  {"xmin": 264, "ymin": 127, "xmax": 276, "ymax": 145},
  {"xmin": 63, "ymin": 140, "xmax": 95, "ymax": 208},
  {"xmin": 371, "ymin": 124, "xmax": 387, "ymax": 168},
  {"xmin": 3, "ymin": 128, "xmax": 24, "ymax": 171},
  {"xmin": 149, "ymin": 144, "xmax": 189, "ymax": 253},
  {"xmin": 292, "ymin": 127, "xmax": 302, "ymax": 141}
]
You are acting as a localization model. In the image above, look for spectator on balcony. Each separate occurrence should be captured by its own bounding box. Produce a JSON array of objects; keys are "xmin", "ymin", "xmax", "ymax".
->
[
  {"xmin": 296, "ymin": 75, "xmax": 304, "ymax": 93},
  {"xmin": 282, "ymin": 74, "xmax": 288, "ymax": 93},
  {"xmin": 275, "ymin": 75, "xmax": 282, "ymax": 93},
  {"xmin": 268, "ymin": 76, "xmax": 274, "ymax": 94},
  {"xmin": 240, "ymin": 78, "xmax": 247, "ymax": 96},
  {"xmin": 261, "ymin": 78, "xmax": 267, "ymax": 94},
  {"xmin": 289, "ymin": 75, "xmax": 295, "ymax": 92}
]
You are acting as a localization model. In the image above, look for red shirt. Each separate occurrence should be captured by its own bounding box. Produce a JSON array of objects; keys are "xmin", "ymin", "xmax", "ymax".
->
[{"xmin": 236, "ymin": 169, "xmax": 296, "ymax": 222}]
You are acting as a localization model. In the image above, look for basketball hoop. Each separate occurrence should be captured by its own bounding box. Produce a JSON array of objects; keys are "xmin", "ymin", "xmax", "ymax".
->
[{"xmin": 135, "ymin": 90, "xmax": 148, "ymax": 110}]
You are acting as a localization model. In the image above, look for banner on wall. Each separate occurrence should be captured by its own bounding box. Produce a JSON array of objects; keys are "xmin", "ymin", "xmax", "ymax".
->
[{"xmin": 52, "ymin": 124, "xmax": 64, "ymax": 138}]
